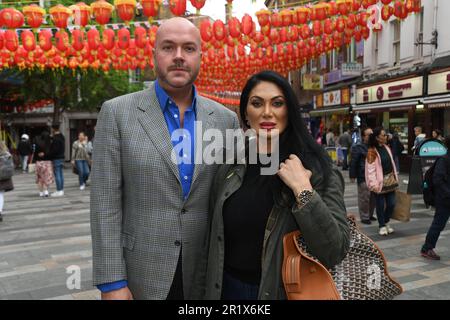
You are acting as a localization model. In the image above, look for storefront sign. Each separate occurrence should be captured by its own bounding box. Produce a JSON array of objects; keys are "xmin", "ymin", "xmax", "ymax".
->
[
  {"xmin": 342, "ymin": 88, "xmax": 350, "ymax": 105},
  {"xmin": 419, "ymin": 140, "xmax": 447, "ymax": 157},
  {"xmin": 342, "ymin": 62, "xmax": 362, "ymax": 77},
  {"xmin": 323, "ymin": 69, "xmax": 356, "ymax": 85},
  {"xmin": 303, "ymin": 74, "xmax": 323, "ymax": 90},
  {"xmin": 428, "ymin": 70, "xmax": 450, "ymax": 95},
  {"xmin": 357, "ymin": 77, "xmax": 423, "ymax": 104},
  {"xmin": 323, "ymin": 90, "xmax": 341, "ymax": 107}
]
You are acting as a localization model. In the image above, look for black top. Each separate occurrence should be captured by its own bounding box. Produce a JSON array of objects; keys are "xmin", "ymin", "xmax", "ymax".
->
[
  {"xmin": 376, "ymin": 145, "xmax": 393, "ymax": 175},
  {"xmin": 18, "ymin": 140, "xmax": 32, "ymax": 156},
  {"xmin": 49, "ymin": 133, "xmax": 65, "ymax": 160},
  {"xmin": 223, "ymin": 160, "xmax": 274, "ymax": 285}
]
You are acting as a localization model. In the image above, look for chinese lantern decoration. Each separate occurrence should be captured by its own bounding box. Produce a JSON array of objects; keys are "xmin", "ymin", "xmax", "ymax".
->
[
  {"xmin": 49, "ymin": 5, "xmax": 72, "ymax": 29},
  {"xmin": 114, "ymin": 0, "xmax": 136, "ymax": 23},
  {"xmin": 405, "ymin": 0, "xmax": 420, "ymax": 13},
  {"xmin": 134, "ymin": 26, "xmax": 147, "ymax": 49},
  {"xmin": 72, "ymin": 29, "xmax": 85, "ymax": 52},
  {"xmin": 242, "ymin": 14, "xmax": 253, "ymax": 36},
  {"xmin": 362, "ymin": 0, "xmax": 377, "ymax": 9},
  {"xmin": 38, "ymin": 29, "xmax": 53, "ymax": 51},
  {"xmin": 21, "ymin": 30, "xmax": 36, "ymax": 52},
  {"xmin": 169, "ymin": 0, "xmax": 186, "ymax": 16},
  {"xmin": 336, "ymin": 0, "xmax": 352, "ymax": 15},
  {"xmin": 91, "ymin": 0, "xmax": 114, "ymax": 25},
  {"xmin": 55, "ymin": 30, "xmax": 70, "ymax": 52},
  {"xmin": 213, "ymin": 20, "xmax": 227, "ymax": 42},
  {"xmin": 70, "ymin": 2, "xmax": 91, "ymax": 28},
  {"xmin": 141, "ymin": 0, "xmax": 162, "ymax": 22},
  {"xmin": 324, "ymin": 18, "xmax": 334, "ymax": 35},
  {"xmin": 87, "ymin": 28, "xmax": 101, "ymax": 51},
  {"xmin": 102, "ymin": 28, "xmax": 115, "ymax": 50},
  {"xmin": 22, "ymin": 4, "xmax": 46, "ymax": 29},
  {"xmin": 200, "ymin": 19, "xmax": 213, "ymax": 42},
  {"xmin": 300, "ymin": 24, "xmax": 311, "ymax": 40},
  {"xmin": 394, "ymin": 0, "xmax": 408, "ymax": 19},
  {"xmin": 0, "ymin": 31, "xmax": 4, "ymax": 50},
  {"xmin": 148, "ymin": 25, "xmax": 158, "ymax": 46},
  {"xmin": 280, "ymin": 9, "xmax": 293, "ymax": 27},
  {"xmin": 255, "ymin": 9, "xmax": 271, "ymax": 27},
  {"xmin": 228, "ymin": 17, "xmax": 241, "ymax": 39},
  {"xmin": 381, "ymin": 5, "xmax": 394, "ymax": 21},
  {"xmin": 312, "ymin": 21, "xmax": 323, "ymax": 37},
  {"xmin": 117, "ymin": 28, "xmax": 131, "ymax": 50},
  {"xmin": 335, "ymin": 17, "xmax": 346, "ymax": 32},
  {"xmin": 4, "ymin": 30, "xmax": 19, "ymax": 52},
  {"xmin": 0, "ymin": 8, "xmax": 24, "ymax": 29},
  {"xmin": 381, "ymin": 0, "xmax": 392, "ymax": 4},
  {"xmin": 295, "ymin": 7, "xmax": 310, "ymax": 25},
  {"xmin": 270, "ymin": 12, "xmax": 282, "ymax": 28},
  {"xmin": 190, "ymin": 0, "xmax": 206, "ymax": 15},
  {"xmin": 312, "ymin": 3, "xmax": 329, "ymax": 21}
]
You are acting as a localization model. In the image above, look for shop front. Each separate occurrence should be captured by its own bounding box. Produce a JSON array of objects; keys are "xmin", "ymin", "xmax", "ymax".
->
[
  {"xmin": 424, "ymin": 68, "xmax": 450, "ymax": 136},
  {"xmin": 354, "ymin": 75, "xmax": 425, "ymax": 172}
]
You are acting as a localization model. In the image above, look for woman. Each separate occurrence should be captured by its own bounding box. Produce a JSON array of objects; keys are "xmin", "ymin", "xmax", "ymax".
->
[
  {"xmin": 34, "ymin": 131, "xmax": 54, "ymax": 197},
  {"xmin": 202, "ymin": 71, "xmax": 350, "ymax": 300},
  {"xmin": 421, "ymin": 136, "xmax": 450, "ymax": 260},
  {"xmin": 365, "ymin": 127, "xmax": 399, "ymax": 236},
  {"xmin": 432, "ymin": 129, "xmax": 445, "ymax": 142},
  {"xmin": 72, "ymin": 132, "xmax": 91, "ymax": 191},
  {"xmin": 0, "ymin": 141, "xmax": 14, "ymax": 222}
]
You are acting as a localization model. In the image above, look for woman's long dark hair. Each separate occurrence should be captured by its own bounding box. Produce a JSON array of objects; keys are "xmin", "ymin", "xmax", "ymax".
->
[
  {"xmin": 36, "ymin": 130, "xmax": 51, "ymax": 154},
  {"xmin": 239, "ymin": 71, "xmax": 332, "ymax": 200},
  {"xmin": 368, "ymin": 127, "xmax": 384, "ymax": 148}
]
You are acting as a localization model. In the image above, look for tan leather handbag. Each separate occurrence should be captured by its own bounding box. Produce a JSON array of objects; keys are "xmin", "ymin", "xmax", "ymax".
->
[{"xmin": 282, "ymin": 216, "xmax": 403, "ymax": 300}]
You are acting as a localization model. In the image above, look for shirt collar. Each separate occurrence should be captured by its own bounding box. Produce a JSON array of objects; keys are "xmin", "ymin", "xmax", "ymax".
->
[{"xmin": 154, "ymin": 80, "xmax": 198, "ymax": 113}]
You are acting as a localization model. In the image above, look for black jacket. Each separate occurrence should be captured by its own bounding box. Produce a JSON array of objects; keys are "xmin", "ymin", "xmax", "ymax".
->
[
  {"xmin": 434, "ymin": 155, "xmax": 450, "ymax": 206},
  {"xmin": 49, "ymin": 133, "xmax": 65, "ymax": 160},
  {"xmin": 18, "ymin": 140, "xmax": 32, "ymax": 156},
  {"xmin": 349, "ymin": 142, "xmax": 369, "ymax": 184}
]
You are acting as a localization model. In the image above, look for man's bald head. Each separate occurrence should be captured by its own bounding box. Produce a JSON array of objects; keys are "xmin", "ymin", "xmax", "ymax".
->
[{"xmin": 155, "ymin": 17, "xmax": 201, "ymax": 47}]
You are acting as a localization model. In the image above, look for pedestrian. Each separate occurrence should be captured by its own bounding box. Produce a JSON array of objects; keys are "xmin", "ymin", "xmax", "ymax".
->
[
  {"xmin": 349, "ymin": 127, "xmax": 376, "ymax": 224},
  {"xmin": 49, "ymin": 124, "xmax": 65, "ymax": 197},
  {"xmin": 17, "ymin": 134, "xmax": 32, "ymax": 173},
  {"xmin": 421, "ymin": 136, "xmax": 450, "ymax": 260},
  {"xmin": 326, "ymin": 128, "xmax": 335, "ymax": 147},
  {"xmin": 366, "ymin": 127, "xmax": 399, "ymax": 236},
  {"xmin": 90, "ymin": 17, "xmax": 240, "ymax": 300},
  {"xmin": 71, "ymin": 132, "xmax": 91, "ymax": 191},
  {"xmin": 34, "ymin": 130, "xmax": 54, "ymax": 198},
  {"xmin": 338, "ymin": 127, "xmax": 353, "ymax": 170},
  {"xmin": 202, "ymin": 71, "xmax": 350, "ymax": 300},
  {"xmin": 388, "ymin": 131, "xmax": 404, "ymax": 173},
  {"xmin": 432, "ymin": 129, "xmax": 445, "ymax": 142},
  {"xmin": 0, "ymin": 141, "xmax": 14, "ymax": 222},
  {"xmin": 412, "ymin": 126, "xmax": 426, "ymax": 153}
]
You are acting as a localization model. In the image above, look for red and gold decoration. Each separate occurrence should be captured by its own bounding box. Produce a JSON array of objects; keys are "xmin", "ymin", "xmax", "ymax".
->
[
  {"xmin": 114, "ymin": 0, "xmax": 136, "ymax": 24},
  {"xmin": 141, "ymin": 0, "xmax": 162, "ymax": 23},
  {"xmin": 91, "ymin": 0, "xmax": 114, "ymax": 25}
]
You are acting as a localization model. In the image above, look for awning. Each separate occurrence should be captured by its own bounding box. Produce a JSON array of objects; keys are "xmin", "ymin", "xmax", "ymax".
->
[
  {"xmin": 423, "ymin": 93, "xmax": 450, "ymax": 108},
  {"xmin": 353, "ymin": 98, "xmax": 422, "ymax": 112},
  {"xmin": 309, "ymin": 106, "xmax": 350, "ymax": 117}
]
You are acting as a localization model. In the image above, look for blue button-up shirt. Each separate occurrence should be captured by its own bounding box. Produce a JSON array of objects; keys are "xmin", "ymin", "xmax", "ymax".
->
[{"xmin": 97, "ymin": 80, "xmax": 198, "ymax": 294}]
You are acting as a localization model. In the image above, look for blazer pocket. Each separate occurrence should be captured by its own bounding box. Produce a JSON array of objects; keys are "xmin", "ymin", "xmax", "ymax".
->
[{"xmin": 121, "ymin": 232, "xmax": 136, "ymax": 251}]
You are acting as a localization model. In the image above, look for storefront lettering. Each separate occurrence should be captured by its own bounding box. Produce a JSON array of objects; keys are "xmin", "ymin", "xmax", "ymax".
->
[
  {"xmin": 447, "ymin": 74, "xmax": 450, "ymax": 91},
  {"xmin": 388, "ymin": 83, "xmax": 412, "ymax": 98},
  {"xmin": 376, "ymin": 86, "xmax": 384, "ymax": 100}
]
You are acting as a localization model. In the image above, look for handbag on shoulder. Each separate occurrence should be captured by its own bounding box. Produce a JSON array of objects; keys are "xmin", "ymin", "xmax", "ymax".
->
[
  {"xmin": 282, "ymin": 215, "xmax": 403, "ymax": 300},
  {"xmin": 379, "ymin": 172, "xmax": 399, "ymax": 194}
]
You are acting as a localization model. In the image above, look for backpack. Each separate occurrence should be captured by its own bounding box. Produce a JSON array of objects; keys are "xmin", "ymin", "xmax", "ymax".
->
[
  {"xmin": 423, "ymin": 156, "xmax": 448, "ymax": 207},
  {"xmin": 0, "ymin": 153, "xmax": 15, "ymax": 180}
]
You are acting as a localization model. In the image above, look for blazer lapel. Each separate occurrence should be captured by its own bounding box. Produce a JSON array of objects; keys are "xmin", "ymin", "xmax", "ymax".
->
[{"xmin": 136, "ymin": 84, "xmax": 181, "ymax": 184}]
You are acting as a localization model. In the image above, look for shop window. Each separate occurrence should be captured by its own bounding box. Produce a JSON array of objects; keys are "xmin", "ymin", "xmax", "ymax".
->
[
  {"xmin": 415, "ymin": 7, "xmax": 424, "ymax": 60},
  {"xmin": 392, "ymin": 19, "xmax": 401, "ymax": 66},
  {"xmin": 389, "ymin": 112, "xmax": 409, "ymax": 154}
]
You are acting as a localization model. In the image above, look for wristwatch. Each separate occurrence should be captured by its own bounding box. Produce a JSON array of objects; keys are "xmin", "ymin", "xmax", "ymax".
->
[{"xmin": 295, "ymin": 189, "xmax": 314, "ymax": 207}]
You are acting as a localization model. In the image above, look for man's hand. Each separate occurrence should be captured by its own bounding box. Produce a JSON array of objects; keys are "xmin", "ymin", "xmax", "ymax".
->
[{"xmin": 101, "ymin": 286, "xmax": 133, "ymax": 300}]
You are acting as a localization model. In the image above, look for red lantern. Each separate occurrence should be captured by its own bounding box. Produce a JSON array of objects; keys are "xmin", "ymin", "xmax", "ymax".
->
[
  {"xmin": 72, "ymin": 29, "xmax": 85, "ymax": 51},
  {"xmin": 394, "ymin": 0, "xmax": 408, "ymax": 19},
  {"xmin": 0, "ymin": 31, "xmax": 4, "ymax": 50},
  {"xmin": 190, "ymin": 0, "xmax": 206, "ymax": 15},
  {"xmin": 288, "ymin": 26, "xmax": 299, "ymax": 42},
  {"xmin": 242, "ymin": 14, "xmax": 253, "ymax": 36},
  {"xmin": 49, "ymin": 5, "xmax": 72, "ymax": 29},
  {"xmin": 381, "ymin": 0, "xmax": 392, "ymax": 4},
  {"xmin": 270, "ymin": 12, "xmax": 282, "ymax": 28},
  {"xmin": 381, "ymin": 5, "xmax": 394, "ymax": 21},
  {"xmin": 117, "ymin": 28, "xmax": 130, "ymax": 50},
  {"xmin": 23, "ymin": 4, "xmax": 46, "ymax": 29},
  {"xmin": 357, "ymin": 12, "xmax": 369, "ymax": 26},
  {"xmin": 296, "ymin": 7, "xmax": 310, "ymax": 25},
  {"xmin": 280, "ymin": 9, "xmax": 293, "ymax": 27},
  {"xmin": 39, "ymin": 29, "xmax": 53, "ymax": 51},
  {"xmin": 87, "ymin": 28, "xmax": 101, "ymax": 51},
  {"xmin": 312, "ymin": 3, "xmax": 329, "ymax": 21},
  {"xmin": 228, "ymin": 17, "xmax": 241, "ymax": 39},
  {"xmin": 362, "ymin": 0, "xmax": 377, "ymax": 9},
  {"xmin": 336, "ymin": 0, "xmax": 351, "ymax": 15},
  {"xmin": 213, "ymin": 20, "xmax": 227, "ymax": 42},
  {"xmin": 134, "ymin": 26, "xmax": 147, "ymax": 49},
  {"xmin": 114, "ymin": 0, "xmax": 136, "ymax": 23},
  {"xmin": 21, "ymin": 30, "xmax": 36, "ymax": 52},
  {"xmin": 256, "ymin": 9, "xmax": 271, "ymax": 27},
  {"xmin": 312, "ymin": 21, "xmax": 323, "ymax": 37},
  {"xmin": 55, "ymin": 30, "xmax": 70, "ymax": 52},
  {"xmin": 335, "ymin": 17, "xmax": 346, "ymax": 33},
  {"xmin": 328, "ymin": 2, "xmax": 338, "ymax": 16},
  {"xmin": 324, "ymin": 19, "xmax": 334, "ymax": 35},
  {"xmin": 148, "ymin": 25, "xmax": 158, "ymax": 46},
  {"xmin": 4, "ymin": 30, "xmax": 19, "ymax": 52},
  {"xmin": 70, "ymin": 2, "xmax": 91, "ymax": 27},
  {"xmin": 0, "ymin": 8, "xmax": 24, "ymax": 29},
  {"xmin": 169, "ymin": 0, "xmax": 186, "ymax": 16},
  {"xmin": 300, "ymin": 24, "xmax": 311, "ymax": 40},
  {"xmin": 200, "ymin": 19, "xmax": 213, "ymax": 42},
  {"xmin": 91, "ymin": 0, "xmax": 114, "ymax": 25},
  {"xmin": 141, "ymin": 0, "xmax": 162, "ymax": 22},
  {"xmin": 361, "ymin": 26, "xmax": 370, "ymax": 39}
]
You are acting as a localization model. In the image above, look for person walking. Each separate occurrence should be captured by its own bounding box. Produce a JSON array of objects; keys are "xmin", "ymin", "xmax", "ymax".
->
[
  {"xmin": 338, "ymin": 128, "xmax": 353, "ymax": 170},
  {"xmin": 366, "ymin": 127, "xmax": 399, "ymax": 236},
  {"xmin": 432, "ymin": 129, "xmax": 445, "ymax": 143},
  {"xmin": 34, "ymin": 131, "xmax": 54, "ymax": 198},
  {"xmin": 18, "ymin": 134, "xmax": 32, "ymax": 173},
  {"xmin": 49, "ymin": 124, "xmax": 65, "ymax": 197},
  {"xmin": 388, "ymin": 131, "xmax": 404, "ymax": 173},
  {"xmin": 71, "ymin": 132, "xmax": 91, "ymax": 191},
  {"xmin": 349, "ymin": 127, "xmax": 376, "ymax": 224},
  {"xmin": 412, "ymin": 126, "xmax": 426, "ymax": 153},
  {"xmin": 421, "ymin": 136, "xmax": 450, "ymax": 260},
  {"xmin": 0, "ymin": 141, "xmax": 14, "ymax": 222}
]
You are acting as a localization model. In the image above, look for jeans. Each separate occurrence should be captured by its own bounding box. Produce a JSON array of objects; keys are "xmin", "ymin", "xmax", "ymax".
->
[
  {"xmin": 53, "ymin": 159, "xmax": 64, "ymax": 191},
  {"xmin": 394, "ymin": 156, "xmax": 400, "ymax": 173},
  {"xmin": 20, "ymin": 155, "xmax": 28, "ymax": 171},
  {"xmin": 221, "ymin": 272, "xmax": 259, "ymax": 300},
  {"xmin": 374, "ymin": 191, "xmax": 396, "ymax": 228},
  {"xmin": 423, "ymin": 205, "xmax": 450, "ymax": 251},
  {"xmin": 342, "ymin": 148, "xmax": 349, "ymax": 170},
  {"xmin": 75, "ymin": 160, "xmax": 90, "ymax": 186}
]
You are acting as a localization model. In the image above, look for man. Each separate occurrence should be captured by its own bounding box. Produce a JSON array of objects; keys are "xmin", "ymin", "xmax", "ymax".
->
[
  {"xmin": 349, "ymin": 127, "xmax": 376, "ymax": 224},
  {"xmin": 412, "ymin": 126, "xmax": 426, "ymax": 153},
  {"xmin": 338, "ymin": 128, "xmax": 352, "ymax": 170},
  {"xmin": 90, "ymin": 17, "xmax": 239, "ymax": 300},
  {"xmin": 18, "ymin": 134, "xmax": 32, "ymax": 173},
  {"xmin": 49, "ymin": 125, "xmax": 65, "ymax": 197}
]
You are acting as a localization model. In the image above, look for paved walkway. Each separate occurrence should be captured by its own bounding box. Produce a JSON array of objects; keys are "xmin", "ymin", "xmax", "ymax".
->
[{"xmin": 0, "ymin": 168, "xmax": 449, "ymax": 300}]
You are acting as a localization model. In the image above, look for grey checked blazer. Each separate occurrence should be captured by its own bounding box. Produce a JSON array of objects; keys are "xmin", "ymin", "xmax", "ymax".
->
[{"xmin": 90, "ymin": 84, "xmax": 239, "ymax": 299}]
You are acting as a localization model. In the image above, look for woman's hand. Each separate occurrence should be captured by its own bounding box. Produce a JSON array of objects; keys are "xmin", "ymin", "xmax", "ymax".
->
[{"xmin": 277, "ymin": 154, "xmax": 313, "ymax": 196}]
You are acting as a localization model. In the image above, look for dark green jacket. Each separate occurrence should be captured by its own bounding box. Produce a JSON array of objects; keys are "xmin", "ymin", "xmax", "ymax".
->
[{"xmin": 201, "ymin": 160, "xmax": 350, "ymax": 300}]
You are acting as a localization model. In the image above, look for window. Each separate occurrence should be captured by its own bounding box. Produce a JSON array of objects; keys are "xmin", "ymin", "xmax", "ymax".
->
[
  {"xmin": 392, "ymin": 19, "xmax": 401, "ymax": 66},
  {"xmin": 415, "ymin": 7, "xmax": 424, "ymax": 59},
  {"xmin": 329, "ymin": 49, "xmax": 338, "ymax": 70}
]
